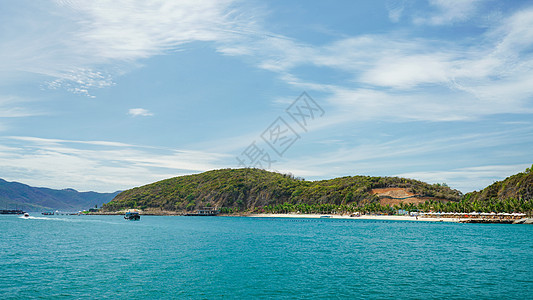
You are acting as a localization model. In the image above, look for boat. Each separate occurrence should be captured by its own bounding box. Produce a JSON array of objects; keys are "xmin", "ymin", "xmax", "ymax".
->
[
  {"xmin": 23, "ymin": 213, "xmax": 30, "ymax": 218},
  {"xmin": 124, "ymin": 211, "xmax": 140, "ymax": 221},
  {"xmin": 42, "ymin": 211, "xmax": 54, "ymax": 215}
]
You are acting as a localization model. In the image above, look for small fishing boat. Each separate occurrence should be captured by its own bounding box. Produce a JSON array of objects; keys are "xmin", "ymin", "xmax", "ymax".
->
[
  {"xmin": 124, "ymin": 211, "xmax": 140, "ymax": 221},
  {"xmin": 23, "ymin": 213, "xmax": 30, "ymax": 218}
]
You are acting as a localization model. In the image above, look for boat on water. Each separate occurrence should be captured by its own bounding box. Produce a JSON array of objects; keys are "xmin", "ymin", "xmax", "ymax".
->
[
  {"xmin": 124, "ymin": 211, "xmax": 140, "ymax": 221},
  {"xmin": 23, "ymin": 213, "xmax": 30, "ymax": 218},
  {"xmin": 42, "ymin": 211, "xmax": 54, "ymax": 215}
]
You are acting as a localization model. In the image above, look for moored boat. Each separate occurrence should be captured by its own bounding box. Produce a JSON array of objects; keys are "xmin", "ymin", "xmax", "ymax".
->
[{"xmin": 124, "ymin": 211, "xmax": 140, "ymax": 221}]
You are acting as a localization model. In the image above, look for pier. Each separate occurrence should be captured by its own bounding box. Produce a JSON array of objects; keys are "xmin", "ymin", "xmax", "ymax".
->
[
  {"xmin": 419, "ymin": 212, "xmax": 530, "ymax": 224},
  {"xmin": 184, "ymin": 207, "xmax": 220, "ymax": 216}
]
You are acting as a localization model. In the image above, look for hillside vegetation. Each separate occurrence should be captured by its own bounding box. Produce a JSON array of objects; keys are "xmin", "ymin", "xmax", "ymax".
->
[
  {"xmin": 457, "ymin": 165, "xmax": 533, "ymax": 213},
  {"xmin": 102, "ymin": 168, "xmax": 462, "ymax": 213},
  {"xmin": 466, "ymin": 166, "xmax": 533, "ymax": 201}
]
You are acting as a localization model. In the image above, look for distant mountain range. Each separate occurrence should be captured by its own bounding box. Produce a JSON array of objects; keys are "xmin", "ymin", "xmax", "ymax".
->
[{"xmin": 0, "ymin": 178, "xmax": 120, "ymax": 212}]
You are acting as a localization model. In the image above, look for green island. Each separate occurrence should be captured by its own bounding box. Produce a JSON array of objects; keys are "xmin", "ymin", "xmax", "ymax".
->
[{"xmin": 101, "ymin": 165, "xmax": 533, "ymax": 217}]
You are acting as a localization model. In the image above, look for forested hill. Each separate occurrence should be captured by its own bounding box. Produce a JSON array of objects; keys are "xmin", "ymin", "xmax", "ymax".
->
[
  {"xmin": 0, "ymin": 178, "xmax": 120, "ymax": 211},
  {"xmin": 465, "ymin": 165, "xmax": 533, "ymax": 202},
  {"xmin": 102, "ymin": 168, "xmax": 462, "ymax": 212}
]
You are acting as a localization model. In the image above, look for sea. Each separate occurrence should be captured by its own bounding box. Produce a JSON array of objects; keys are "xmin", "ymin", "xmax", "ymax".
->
[{"xmin": 1, "ymin": 215, "xmax": 532, "ymax": 299}]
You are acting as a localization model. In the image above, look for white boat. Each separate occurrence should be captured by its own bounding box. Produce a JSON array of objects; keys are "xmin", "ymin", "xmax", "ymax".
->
[{"xmin": 124, "ymin": 211, "xmax": 140, "ymax": 220}]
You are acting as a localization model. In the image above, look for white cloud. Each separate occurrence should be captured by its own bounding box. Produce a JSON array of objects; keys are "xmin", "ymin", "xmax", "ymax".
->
[
  {"xmin": 0, "ymin": 136, "xmax": 230, "ymax": 192},
  {"xmin": 492, "ymin": 8, "xmax": 533, "ymax": 54},
  {"xmin": 219, "ymin": 6, "xmax": 533, "ymax": 125},
  {"xmin": 4, "ymin": 0, "xmax": 531, "ymax": 117},
  {"xmin": 46, "ymin": 69, "xmax": 115, "ymax": 97},
  {"xmin": 0, "ymin": 0, "xmax": 250, "ymax": 96},
  {"xmin": 396, "ymin": 163, "xmax": 531, "ymax": 192},
  {"xmin": 0, "ymin": 96, "xmax": 44, "ymax": 118},
  {"xmin": 271, "ymin": 127, "xmax": 533, "ymax": 193},
  {"xmin": 360, "ymin": 53, "xmax": 453, "ymax": 88},
  {"xmin": 61, "ymin": 0, "xmax": 242, "ymax": 60},
  {"xmin": 323, "ymin": 85, "xmax": 533, "ymax": 123},
  {"xmin": 414, "ymin": 0, "xmax": 485, "ymax": 25},
  {"xmin": 128, "ymin": 108, "xmax": 153, "ymax": 117},
  {"xmin": 7, "ymin": 136, "xmax": 136, "ymax": 147},
  {"xmin": 388, "ymin": 7, "xmax": 404, "ymax": 23},
  {"xmin": 386, "ymin": 0, "xmax": 406, "ymax": 23}
]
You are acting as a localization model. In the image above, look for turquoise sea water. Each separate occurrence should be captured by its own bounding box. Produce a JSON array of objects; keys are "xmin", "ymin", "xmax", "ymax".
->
[{"xmin": 1, "ymin": 215, "xmax": 532, "ymax": 299}]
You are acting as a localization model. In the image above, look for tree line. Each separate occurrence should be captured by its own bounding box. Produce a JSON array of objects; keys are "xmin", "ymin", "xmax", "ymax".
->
[{"xmin": 248, "ymin": 197, "xmax": 533, "ymax": 216}]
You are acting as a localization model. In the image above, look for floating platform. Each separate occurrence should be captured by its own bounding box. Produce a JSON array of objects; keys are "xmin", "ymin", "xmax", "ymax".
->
[{"xmin": 459, "ymin": 219, "xmax": 515, "ymax": 224}]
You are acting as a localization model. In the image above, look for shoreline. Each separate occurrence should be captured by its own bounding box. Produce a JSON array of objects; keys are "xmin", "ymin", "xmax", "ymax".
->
[
  {"xmin": 247, "ymin": 213, "xmax": 460, "ymax": 222},
  {"xmin": 89, "ymin": 212, "xmax": 458, "ymax": 222},
  {"xmin": 88, "ymin": 211, "xmax": 532, "ymax": 224}
]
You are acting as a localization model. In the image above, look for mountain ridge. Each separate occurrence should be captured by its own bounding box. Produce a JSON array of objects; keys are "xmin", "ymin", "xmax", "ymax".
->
[
  {"xmin": 0, "ymin": 178, "xmax": 120, "ymax": 211},
  {"xmin": 102, "ymin": 168, "xmax": 463, "ymax": 213}
]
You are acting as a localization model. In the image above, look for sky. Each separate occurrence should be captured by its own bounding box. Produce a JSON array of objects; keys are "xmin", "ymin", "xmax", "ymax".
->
[{"xmin": 1, "ymin": 0, "xmax": 532, "ymax": 193}]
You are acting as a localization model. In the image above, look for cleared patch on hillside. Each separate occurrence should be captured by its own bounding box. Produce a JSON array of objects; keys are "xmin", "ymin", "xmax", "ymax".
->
[{"xmin": 372, "ymin": 188, "xmax": 450, "ymax": 206}]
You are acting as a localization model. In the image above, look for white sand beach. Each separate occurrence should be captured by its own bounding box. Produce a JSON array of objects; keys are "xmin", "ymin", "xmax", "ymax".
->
[{"xmin": 249, "ymin": 213, "xmax": 460, "ymax": 222}]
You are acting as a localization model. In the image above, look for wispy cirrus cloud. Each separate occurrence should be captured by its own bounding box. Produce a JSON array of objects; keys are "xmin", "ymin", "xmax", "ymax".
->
[
  {"xmin": 271, "ymin": 125, "xmax": 533, "ymax": 192},
  {"xmin": 0, "ymin": 136, "xmax": 230, "ymax": 191},
  {"xmin": 0, "ymin": 96, "xmax": 45, "ymax": 132},
  {"xmin": 128, "ymin": 108, "xmax": 153, "ymax": 117},
  {"xmin": 1, "ymin": 0, "xmax": 251, "ymax": 96},
  {"xmin": 4, "ymin": 0, "xmax": 531, "ymax": 114},
  {"xmin": 7, "ymin": 136, "xmax": 136, "ymax": 147},
  {"xmin": 414, "ymin": 0, "xmax": 486, "ymax": 25},
  {"xmin": 218, "ymin": 5, "xmax": 533, "ymax": 125},
  {"xmin": 396, "ymin": 164, "xmax": 531, "ymax": 193},
  {"xmin": 0, "ymin": 96, "xmax": 44, "ymax": 118},
  {"xmin": 58, "ymin": 0, "xmax": 244, "ymax": 60},
  {"xmin": 386, "ymin": 1, "xmax": 405, "ymax": 23}
]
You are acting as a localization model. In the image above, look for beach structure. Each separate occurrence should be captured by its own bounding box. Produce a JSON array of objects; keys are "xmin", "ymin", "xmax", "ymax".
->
[
  {"xmin": 419, "ymin": 212, "xmax": 528, "ymax": 223},
  {"xmin": 185, "ymin": 207, "xmax": 220, "ymax": 216}
]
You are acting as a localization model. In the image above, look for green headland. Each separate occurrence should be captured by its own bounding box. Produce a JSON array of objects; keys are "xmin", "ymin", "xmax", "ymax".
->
[{"xmin": 102, "ymin": 166, "xmax": 533, "ymax": 215}]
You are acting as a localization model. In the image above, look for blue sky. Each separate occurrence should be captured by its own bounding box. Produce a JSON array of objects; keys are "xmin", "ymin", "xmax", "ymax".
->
[{"xmin": 1, "ymin": 0, "xmax": 532, "ymax": 192}]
